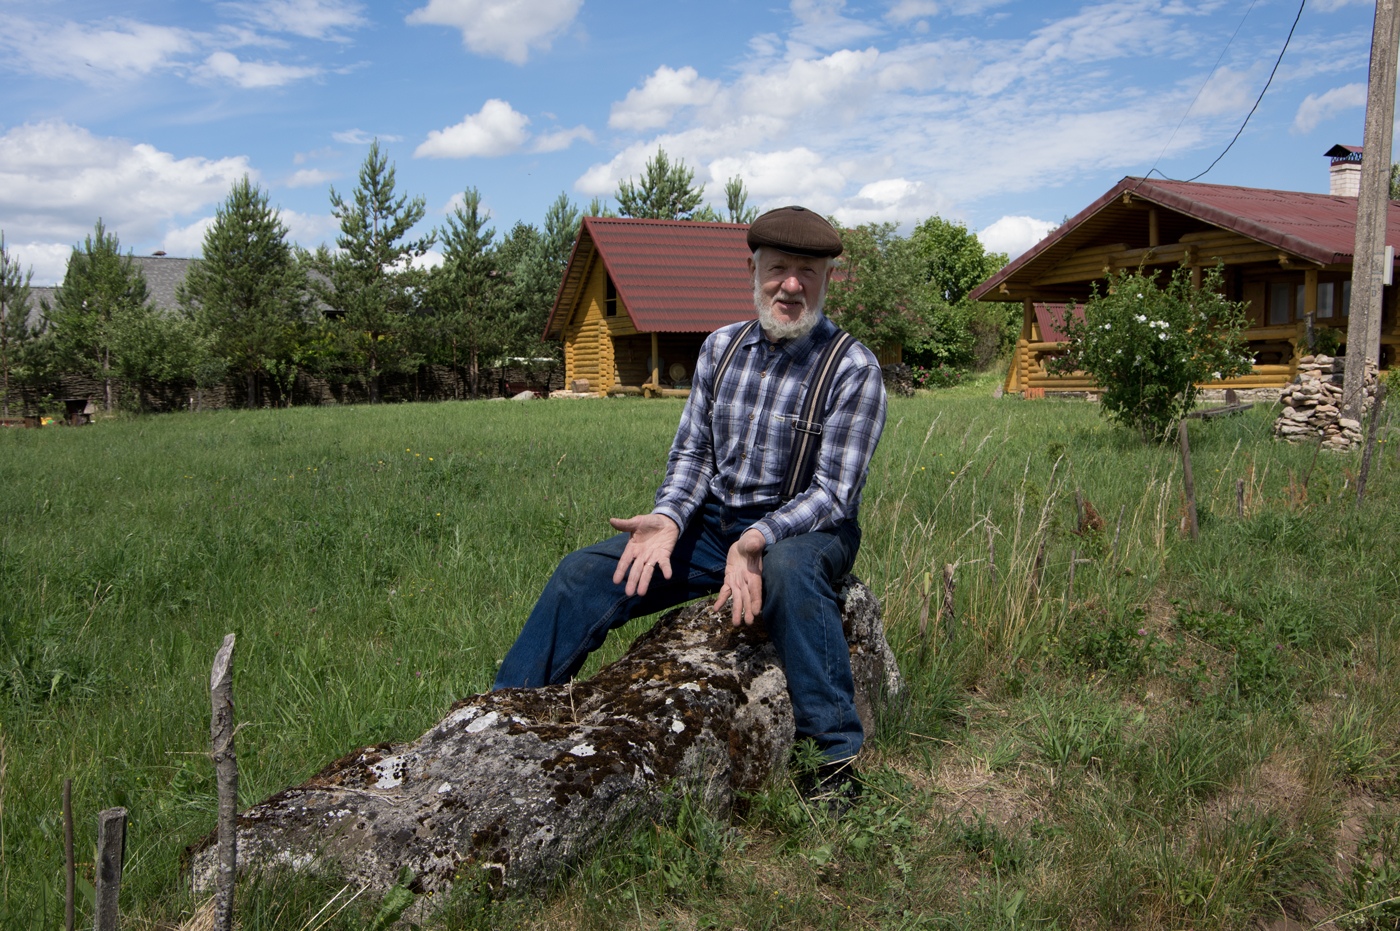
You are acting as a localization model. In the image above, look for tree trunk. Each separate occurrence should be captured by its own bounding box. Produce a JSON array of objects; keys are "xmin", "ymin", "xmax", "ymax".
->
[
  {"xmin": 188, "ymin": 579, "xmax": 900, "ymax": 900},
  {"xmin": 246, "ymin": 372, "xmax": 257, "ymax": 409}
]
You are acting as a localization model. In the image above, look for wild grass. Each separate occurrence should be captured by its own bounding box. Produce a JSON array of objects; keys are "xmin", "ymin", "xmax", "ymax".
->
[{"xmin": 1, "ymin": 384, "xmax": 1398, "ymax": 929}]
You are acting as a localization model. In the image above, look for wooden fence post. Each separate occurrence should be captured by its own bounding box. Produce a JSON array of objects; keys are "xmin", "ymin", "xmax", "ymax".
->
[
  {"xmin": 64, "ymin": 779, "xmax": 74, "ymax": 931},
  {"xmin": 940, "ymin": 564, "xmax": 956, "ymax": 642},
  {"xmin": 1178, "ymin": 421, "xmax": 1199, "ymax": 540},
  {"xmin": 211, "ymin": 633, "xmax": 238, "ymax": 931},
  {"xmin": 93, "ymin": 807, "xmax": 127, "ymax": 931},
  {"xmin": 1236, "ymin": 479, "xmax": 1245, "ymax": 519},
  {"xmin": 1357, "ymin": 382, "xmax": 1388, "ymax": 508}
]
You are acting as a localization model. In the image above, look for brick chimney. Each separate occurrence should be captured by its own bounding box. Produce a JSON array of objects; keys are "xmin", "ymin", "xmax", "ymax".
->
[{"xmin": 1325, "ymin": 144, "xmax": 1363, "ymax": 197}]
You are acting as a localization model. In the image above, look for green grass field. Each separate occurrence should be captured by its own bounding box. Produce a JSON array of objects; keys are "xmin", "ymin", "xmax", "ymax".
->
[{"xmin": 2, "ymin": 385, "xmax": 1398, "ymax": 930}]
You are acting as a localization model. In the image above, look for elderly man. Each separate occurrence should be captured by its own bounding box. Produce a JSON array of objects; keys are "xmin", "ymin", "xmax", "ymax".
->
[{"xmin": 494, "ymin": 206, "xmax": 887, "ymax": 797}]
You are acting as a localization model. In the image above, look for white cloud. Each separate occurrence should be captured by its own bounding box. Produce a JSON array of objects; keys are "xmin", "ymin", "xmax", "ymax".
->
[
  {"xmin": 222, "ymin": 0, "xmax": 367, "ymax": 41},
  {"xmin": 886, "ymin": 0, "xmax": 940, "ymax": 23},
  {"xmin": 333, "ymin": 129, "xmax": 404, "ymax": 144},
  {"xmin": 415, "ymin": 99, "xmax": 531, "ymax": 158},
  {"xmin": 280, "ymin": 210, "xmax": 340, "ymax": 250},
  {"xmin": 1293, "ymin": 83, "xmax": 1367, "ymax": 134},
  {"xmin": 532, "ymin": 125, "xmax": 595, "ymax": 153},
  {"xmin": 833, "ymin": 177, "xmax": 950, "ymax": 226},
  {"xmin": 978, "ymin": 216, "xmax": 1058, "ymax": 259},
  {"xmin": 405, "ymin": 0, "xmax": 582, "ymax": 65},
  {"xmin": 1, "ymin": 17, "xmax": 196, "ymax": 83},
  {"xmin": 789, "ymin": 0, "xmax": 884, "ymax": 50},
  {"xmin": 161, "ymin": 217, "xmax": 218, "ymax": 257},
  {"xmin": 0, "ymin": 121, "xmax": 251, "ymax": 247},
  {"xmin": 285, "ymin": 168, "xmax": 335, "ymax": 187},
  {"xmin": 1190, "ymin": 66, "xmax": 1256, "ymax": 118},
  {"xmin": 7, "ymin": 242, "xmax": 74, "ymax": 288},
  {"xmin": 197, "ymin": 51, "xmax": 321, "ymax": 87},
  {"xmin": 610, "ymin": 66, "xmax": 721, "ymax": 132}
]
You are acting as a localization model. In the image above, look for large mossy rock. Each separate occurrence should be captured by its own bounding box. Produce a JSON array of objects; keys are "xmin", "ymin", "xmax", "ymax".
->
[{"xmin": 188, "ymin": 578, "xmax": 900, "ymax": 897}]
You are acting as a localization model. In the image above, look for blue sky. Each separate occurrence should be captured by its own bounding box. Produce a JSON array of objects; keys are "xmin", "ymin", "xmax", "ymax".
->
[{"xmin": 0, "ymin": 0, "xmax": 1382, "ymax": 285}]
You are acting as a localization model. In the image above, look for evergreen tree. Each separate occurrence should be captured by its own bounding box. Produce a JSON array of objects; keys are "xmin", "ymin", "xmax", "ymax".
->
[
  {"xmin": 615, "ymin": 148, "xmax": 706, "ymax": 220},
  {"xmin": 0, "ymin": 234, "xmax": 36, "ymax": 417},
  {"xmin": 178, "ymin": 177, "xmax": 308, "ymax": 407},
  {"xmin": 540, "ymin": 192, "xmax": 582, "ymax": 273},
  {"xmin": 430, "ymin": 187, "xmax": 499, "ymax": 398},
  {"xmin": 46, "ymin": 219, "xmax": 152, "ymax": 411},
  {"xmin": 318, "ymin": 141, "xmax": 433, "ymax": 402},
  {"xmin": 583, "ymin": 197, "xmax": 617, "ymax": 219},
  {"xmin": 725, "ymin": 175, "xmax": 759, "ymax": 224}
]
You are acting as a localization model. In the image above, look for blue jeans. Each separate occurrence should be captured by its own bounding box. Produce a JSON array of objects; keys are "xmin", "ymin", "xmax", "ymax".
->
[{"xmin": 494, "ymin": 499, "xmax": 864, "ymax": 761}]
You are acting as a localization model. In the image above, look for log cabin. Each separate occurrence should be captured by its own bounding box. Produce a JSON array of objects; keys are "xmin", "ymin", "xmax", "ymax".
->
[
  {"xmin": 544, "ymin": 216, "xmax": 901, "ymax": 397},
  {"xmin": 544, "ymin": 217, "xmax": 756, "ymax": 397},
  {"xmin": 971, "ymin": 152, "xmax": 1400, "ymax": 396}
]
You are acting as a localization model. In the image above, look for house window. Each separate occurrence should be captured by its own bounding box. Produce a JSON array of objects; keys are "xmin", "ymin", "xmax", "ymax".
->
[
  {"xmin": 1340, "ymin": 279, "xmax": 1351, "ymax": 317},
  {"xmin": 1268, "ymin": 282, "xmax": 1296, "ymax": 324},
  {"xmin": 604, "ymin": 275, "xmax": 618, "ymax": 317},
  {"xmin": 1317, "ymin": 282, "xmax": 1335, "ymax": 319}
]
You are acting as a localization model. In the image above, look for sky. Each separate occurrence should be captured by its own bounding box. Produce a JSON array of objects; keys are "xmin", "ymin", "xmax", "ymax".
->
[{"xmin": 0, "ymin": 0, "xmax": 1385, "ymax": 286}]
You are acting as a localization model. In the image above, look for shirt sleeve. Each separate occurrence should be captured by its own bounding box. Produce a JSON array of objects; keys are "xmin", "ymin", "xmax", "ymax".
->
[
  {"xmin": 750, "ymin": 347, "xmax": 887, "ymax": 545},
  {"xmin": 651, "ymin": 330, "xmax": 723, "ymax": 531}
]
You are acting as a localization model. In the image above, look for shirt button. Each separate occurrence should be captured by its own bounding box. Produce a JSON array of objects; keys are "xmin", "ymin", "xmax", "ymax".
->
[
  {"xmin": 740, "ymin": 452, "xmax": 747, "ymax": 460},
  {"xmin": 759, "ymin": 371, "xmax": 767, "ymax": 378},
  {"xmin": 748, "ymin": 414, "xmax": 754, "ymax": 421}
]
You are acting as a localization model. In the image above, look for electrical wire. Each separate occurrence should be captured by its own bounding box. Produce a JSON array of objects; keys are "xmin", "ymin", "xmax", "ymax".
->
[
  {"xmin": 1149, "ymin": 0, "xmax": 1308, "ymax": 184},
  {"xmin": 1141, "ymin": 0, "xmax": 1260, "ymax": 184}
]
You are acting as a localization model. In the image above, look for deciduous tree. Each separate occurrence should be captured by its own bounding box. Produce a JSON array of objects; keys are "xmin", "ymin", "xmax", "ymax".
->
[{"xmin": 824, "ymin": 222, "xmax": 935, "ymax": 357}]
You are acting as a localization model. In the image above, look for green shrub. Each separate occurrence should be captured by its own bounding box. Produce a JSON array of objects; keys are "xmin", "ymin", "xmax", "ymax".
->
[{"xmin": 1051, "ymin": 265, "xmax": 1251, "ymax": 442}]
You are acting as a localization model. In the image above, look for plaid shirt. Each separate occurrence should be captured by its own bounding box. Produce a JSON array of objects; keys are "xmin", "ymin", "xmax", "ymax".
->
[{"xmin": 653, "ymin": 314, "xmax": 887, "ymax": 545}]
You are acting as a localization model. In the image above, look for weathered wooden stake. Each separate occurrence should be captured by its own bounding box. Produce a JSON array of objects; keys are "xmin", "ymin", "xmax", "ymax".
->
[
  {"xmin": 987, "ymin": 524, "xmax": 997, "ymax": 579},
  {"xmin": 1111, "ymin": 504, "xmax": 1126, "ymax": 564},
  {"xmin": 1178, "ymin": 421, "xmax": 1199, "ymax": 540},
  {"xmin": 939, "ymin": 564, "xmax": 956, "ymax": 642},
  {"xmin": 210, "ymin": 633, "xmax": 238, "ymax": 931},
  {"xmin": 1235, "ymin": 479, "xmax": 1245, "ymax": 519},
  {"xmin": 64, "ymin": 779, "xmax": 74, "ymax": 931},
  {"xmin": 1074, "ymin": 489, "xmax": 1084, "ymax": 533},
  {"xmin": 93, "ymin": 807, "xmax": 126, "ymax": 931},
  {"xmin": 1357, "ymin": 382, "xmax": 1388, "ymax": 508},
  {"xmin": 1302, "ymin": 439, "xmax": 1323, "ymax": 491},
  {"xmin": 1067, "ymin": 547, "xmax": 1078, "ymax": 597}
]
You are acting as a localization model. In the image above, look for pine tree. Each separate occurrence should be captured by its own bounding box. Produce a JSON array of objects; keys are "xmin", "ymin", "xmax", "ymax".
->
[
  {"xmin": 725, "ymin": 176, "xmax": 759, "ymax": 224},
  {"xmin": 431, "ymin": 187, "xmax": 499, "ymax": 398},
  {"xmin": 0, "ymin": 234, "xmax": 40, "ymax": 418},
  {"xmin": 319, "ymin": 141, "xmax": 433, "ymax": 402},
  {"xmin": 178, "ymin": 177, "xmax": 307, "ymax": 407},
  {"xmin": 46, "ymin": 220, "xmax": 152, "ymax": 411},
  {"xmin": 615, "ymin": 148, "xmax": 706, "ymax": 220}
]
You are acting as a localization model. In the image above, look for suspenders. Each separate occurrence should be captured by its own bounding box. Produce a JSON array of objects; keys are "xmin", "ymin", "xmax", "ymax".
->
[{"xmin": 709, "ymin": 320, "xmax": 857, "ymax": 502}]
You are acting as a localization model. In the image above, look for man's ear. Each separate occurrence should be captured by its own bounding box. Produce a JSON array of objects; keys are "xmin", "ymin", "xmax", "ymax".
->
[{"xmin": 746, "ymin": 256, "xmax": 756, "ymax": 277}]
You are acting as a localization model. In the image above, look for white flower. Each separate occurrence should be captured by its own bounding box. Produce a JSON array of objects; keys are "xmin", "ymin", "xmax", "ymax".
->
[
  {"xmin": 1135, "ymin": 314, "xmax": 1147, "ymax": 323},
  {"xmin": 1136, "ymin": 293, "xmax": 1144, "ymax": 299},
  {"xmin": 1159, "ymin": 333, "xmax": 1168, "ymax": 340},
  {"xmin": 1102, "ymin": 323, "xmax": 1112, "ymax": 330},
  {"xmin": 1211, "ymin": 372, "xmax": 1221, "ymax": 380}
]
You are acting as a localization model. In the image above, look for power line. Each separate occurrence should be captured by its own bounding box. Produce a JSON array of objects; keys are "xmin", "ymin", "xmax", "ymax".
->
[{"xmin": 1149, "ymin": 0, "xmax": 1308, "ymax": 184}]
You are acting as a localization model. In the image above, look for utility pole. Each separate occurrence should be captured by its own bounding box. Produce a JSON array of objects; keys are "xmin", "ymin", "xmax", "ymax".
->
[{"xmin": 1342, "ymin": 0, "xmax": 1400, "ymax": 420}]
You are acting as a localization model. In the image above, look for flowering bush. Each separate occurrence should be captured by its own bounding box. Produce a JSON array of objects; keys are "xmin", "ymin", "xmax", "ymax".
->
[
  {"xmin": 911, "ymin": 363, "xmax": 966, "ymax": 389},
  {"xmin": 1050, "ymin": 266, "xmax": 1251, "ymax": 442}
]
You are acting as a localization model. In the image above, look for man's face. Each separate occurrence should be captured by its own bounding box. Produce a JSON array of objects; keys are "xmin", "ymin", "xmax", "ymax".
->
[{"xmin": 747, "ymin": 249, "xmax": 833, "ymax": 339}]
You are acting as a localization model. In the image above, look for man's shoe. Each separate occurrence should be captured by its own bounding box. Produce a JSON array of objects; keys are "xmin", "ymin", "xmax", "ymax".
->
[{"xmin": 798, "ymin": 759, "xmax": 861, "ymax": 815}]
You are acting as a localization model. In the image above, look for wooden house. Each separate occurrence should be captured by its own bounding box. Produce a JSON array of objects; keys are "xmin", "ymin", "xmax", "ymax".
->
[
  {"xmin": 544, "ymin": 217, "xmax": 756, "ymax": 396},
  {"xmin": 544, "ymin": 216, "xmax": 904, "ymax": 397},
  {"xmin": 970, "ymin": 174, "xmax": 1400, "ymax": 395}
]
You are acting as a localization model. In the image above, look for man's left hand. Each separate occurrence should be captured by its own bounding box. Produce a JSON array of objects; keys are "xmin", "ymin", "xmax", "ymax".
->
[{"xmin": 715, "ymin": 528, "xmax": 766, "ymax": 626}]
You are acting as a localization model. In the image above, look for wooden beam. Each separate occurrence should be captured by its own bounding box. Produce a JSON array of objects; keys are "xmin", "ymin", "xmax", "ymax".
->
[{"xmin": 1148, "ymin": 207, "xmax": 1159, "ymax": 248}]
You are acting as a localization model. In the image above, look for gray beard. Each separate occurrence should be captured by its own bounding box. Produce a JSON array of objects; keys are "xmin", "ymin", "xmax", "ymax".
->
[{"xmin": 754, "ymin": 280, "xmax": 825, "ymax": 341}]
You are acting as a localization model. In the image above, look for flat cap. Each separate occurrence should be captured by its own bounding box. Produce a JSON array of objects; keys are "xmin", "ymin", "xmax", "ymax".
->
[{"xmin": 746, "ymin": 205, "xmax": 843, "ymax": 258}]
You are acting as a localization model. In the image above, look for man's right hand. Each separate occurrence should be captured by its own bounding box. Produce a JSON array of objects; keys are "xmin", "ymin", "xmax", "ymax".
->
[{"xmin": 610, "ymin": 513, "xmax": 680, "ymax": 597}]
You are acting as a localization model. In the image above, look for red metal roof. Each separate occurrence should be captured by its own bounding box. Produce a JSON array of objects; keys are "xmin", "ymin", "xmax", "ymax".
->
[
  {"xmin": 1034, "ymin": 303, "xmax": 1080, "ymax": 343},
  {"xmin": 970, "ymin": 176, "xmax": 1400, "ymax": 302},
  {"xmin": 545, "ymin": 216, "xmax": 754, "ymax": 338}
]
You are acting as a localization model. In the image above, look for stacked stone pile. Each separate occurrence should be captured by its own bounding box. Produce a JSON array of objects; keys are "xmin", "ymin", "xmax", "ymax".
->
[{"xmin": 1273, "ymin": 355, "xmax": 1378, "ymax": 451}]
